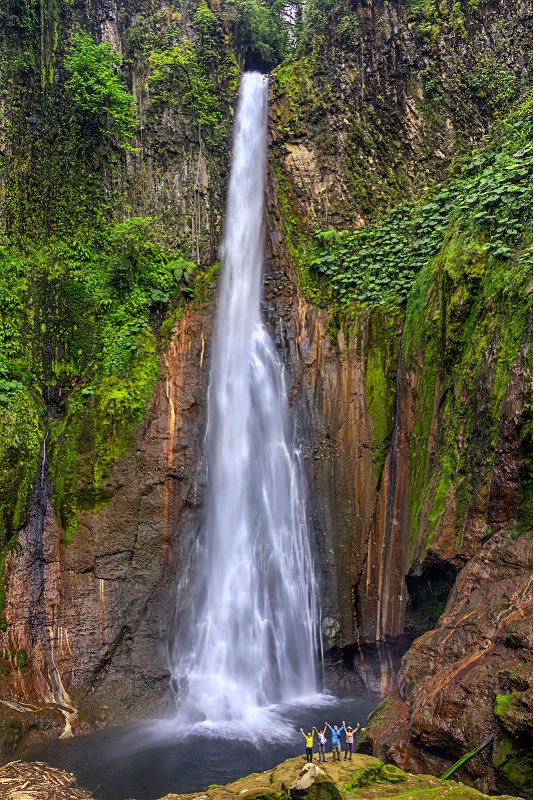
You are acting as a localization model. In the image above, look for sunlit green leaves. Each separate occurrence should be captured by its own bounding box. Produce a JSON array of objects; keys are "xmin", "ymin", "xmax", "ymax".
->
[
  {"xmin": 64, "ymin": 29, "xmax": 137, "ymax": 150},
  {"xmin": 310, "ymin": 109, "xmax": 532, "ymax": 307}
]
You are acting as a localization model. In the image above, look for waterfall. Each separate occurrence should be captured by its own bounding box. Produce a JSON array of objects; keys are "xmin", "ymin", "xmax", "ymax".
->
[{"xmin": 170, "ymin": 72, "xmax": 319, "ymax": 730}]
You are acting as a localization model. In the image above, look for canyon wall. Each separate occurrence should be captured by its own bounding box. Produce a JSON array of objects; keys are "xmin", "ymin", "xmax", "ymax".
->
[{"xmin": 0, "ymin": 0, "xmax": 532, "ymax": 795}]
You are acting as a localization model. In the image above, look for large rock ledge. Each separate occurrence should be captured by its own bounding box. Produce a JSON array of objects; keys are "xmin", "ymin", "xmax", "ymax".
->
[{"xmin": 0, "ymin": 755, "xmax": 523, "ymax": 800}]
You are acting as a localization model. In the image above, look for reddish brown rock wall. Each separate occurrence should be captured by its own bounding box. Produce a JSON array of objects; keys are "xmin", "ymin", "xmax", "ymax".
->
[{"xmin": 0, "ymin": 305, "xmax": 213, "ymax": 730}]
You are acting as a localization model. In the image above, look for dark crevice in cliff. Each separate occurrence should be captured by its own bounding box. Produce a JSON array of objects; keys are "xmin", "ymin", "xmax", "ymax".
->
[{"xmin": 404, "ymin": 554, "xmax": 458, "ymax": 641}]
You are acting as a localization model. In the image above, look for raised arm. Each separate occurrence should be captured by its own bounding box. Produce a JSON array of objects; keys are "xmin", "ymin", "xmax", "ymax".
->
[
  {"xmin": 300, "ymin": 728, "xmax": 306, "ymax": 739},
  {"xmin": 326, "ymin": 723, "xmax": 334, "ymax": 734}
]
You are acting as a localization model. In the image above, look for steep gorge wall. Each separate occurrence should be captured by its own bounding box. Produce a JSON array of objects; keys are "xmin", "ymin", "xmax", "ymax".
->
[
  {"xmin": 0, "ymin": 0, "xmax": 531, "ymax": 793},
  {"xmin": 263, "ymin": 0, "xmax": 532, "ymax": 792},
  {"xmin": 0, "ymin": 302, "xmax": 212, "ymax": 752}
]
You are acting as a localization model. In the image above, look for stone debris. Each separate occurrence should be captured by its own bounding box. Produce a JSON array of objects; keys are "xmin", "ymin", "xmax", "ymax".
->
[{"xmin": 0, "ymin": 760, "xmax": 94, "ymax": 799}]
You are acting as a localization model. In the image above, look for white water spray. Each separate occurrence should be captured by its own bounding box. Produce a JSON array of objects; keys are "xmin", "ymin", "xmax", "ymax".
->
[{"xmin": 169, "ymin": 73, "xmax": 319, "ymax": 732}]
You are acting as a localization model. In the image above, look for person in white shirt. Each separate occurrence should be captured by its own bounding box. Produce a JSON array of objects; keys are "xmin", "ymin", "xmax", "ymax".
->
[{"xmin": 313, "ymin": 724, "xmax": 328, "ymax": 762}]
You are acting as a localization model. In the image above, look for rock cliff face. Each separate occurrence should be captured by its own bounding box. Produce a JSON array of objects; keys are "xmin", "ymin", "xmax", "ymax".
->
[
  {"xmin": 1, "ymin": 304, "xmax": 213, "ymax": 729},
  {"xmin": 0, "ymin": 0, "xmax": 531, "ymax": 795}
]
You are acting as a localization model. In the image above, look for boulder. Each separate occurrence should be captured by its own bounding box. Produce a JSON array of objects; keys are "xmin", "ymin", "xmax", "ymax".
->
[{"xmin": 290, "ymin": 764, "xmax": 342, "ymax": 800}]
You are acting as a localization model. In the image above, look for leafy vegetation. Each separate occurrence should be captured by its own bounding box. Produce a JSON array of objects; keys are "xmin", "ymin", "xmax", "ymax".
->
[
  {"xmin": 64, "ymin": 29, "xmax": 137, "ymax": 150},
  {"xmin": 309, "ymin": 104, "xmax": 532, "ymax": 307},
  {"xmin": 0, "ymin": 216, "xmax": 204, "ymax": 548},
  {"xmin": 228, "ymin": 0, "xmax": 301, "ymax": 68},
  {"xmin": 146, "ymin": 1, "xmax": 239, "ymax": 152}
]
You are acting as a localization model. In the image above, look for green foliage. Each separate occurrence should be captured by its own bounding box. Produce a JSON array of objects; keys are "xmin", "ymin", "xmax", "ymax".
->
[
  {"xmin": 309, "ymin": 105, "xmax": 532, "ymax": 308},
  {"xmin": 400, "ymin": 104, "xmax": 532, "ymax": 563},
  {"xmin": 49, "ymin": 217, "xmax": 197, "ymax": 377},
  {"xmin": 0, "ymin": 213, "xmax": 207, "ymax": 547},
  {"xmin": 228, "ymin": 0, "xmax": 299, "ymax": 68},
  {"xmin": 147, "ymin": 2, "xmax": 238, "ymax": 150},
  {"xmin": 0, "ymin": 376, "xmax": 23, "ymax": 407},
  {"xmin": 0, "ymin": 249, "xmax": 27, "ymax": 361},
  {"xmin": 149, "ymin": 40, "xmax": 223, "ymax": 143},
  {"xmin": 64, "ymin": 29, "xmax": 137, "ymax": 150},
  {"xmin": 0, "ymin": 388, "xmax": 43, "ymax": 556},
  {"xmin": 50, "ymin": 327, "xmax": 159, "ymax": 543}
]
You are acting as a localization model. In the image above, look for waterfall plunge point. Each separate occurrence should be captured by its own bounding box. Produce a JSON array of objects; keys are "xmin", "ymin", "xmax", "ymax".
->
[{"xmin": 168, "ymin": 73, "xmax": 322, "ymax": 739}]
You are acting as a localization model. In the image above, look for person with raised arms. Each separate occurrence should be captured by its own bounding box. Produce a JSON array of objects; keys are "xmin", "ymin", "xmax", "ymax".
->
[
  {"xmin": 313, "ymin": 724, "xmax": 328, "ymax": 762},
  {"xmin": 325, "ymin": 721, "xmax": 344, "ymax": 761},
  {"xmin": 342, "ymin": 720, "xmax": 360, "ymax": 761},
  {"xmin": 300, "ymin": 727, "xmax": 315, "ymax": 763}
]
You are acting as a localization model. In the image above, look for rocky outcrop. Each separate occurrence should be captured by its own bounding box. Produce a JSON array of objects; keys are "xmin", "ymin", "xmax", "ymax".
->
[
  {"xmin": 0, "ymin": 704, "xmax": 64, "ymax": 763},
  {"xmin": 264, "ymin": 1, "xmax": 532, "ymax": 790},
  {"xmin": 270, "ymin": 0, "xmax": 532, "ymax": 226},
  {"xmin": 290, "ymin": 763, "xmax": 342, "ymax": 800},
  {"xmin": 157, "ymin": 755, "xmax": 522, "ymax": 800}
]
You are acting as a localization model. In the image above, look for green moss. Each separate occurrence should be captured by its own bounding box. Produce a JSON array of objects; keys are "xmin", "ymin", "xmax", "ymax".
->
[
  {"xmin": 493, "ymin": 733, "xmax": 533, "ymax": 800},
  {"xmin": 190, "ymin": 261, "xmax": 220, "ymax": 309},
  {"xmin": 342, "ymin": 762, "xmax": 410, "ymax": 793},
  {"xmin": 378, "ymin": 765, "xmax": 409, "ymax": 783},
  {"xmin": 0, "ymin": 388, "xmax": 43, "ymax": 550},
  {"xmin": 342, "ymin": 762, "xmax": 384, "ymax": 792},
  {"xmin": 15, "ymin": 648, "xmax": 27, "ymax": 669},
  {"xmin": 363, "ymin": 311, "xmax": 401, "ymax": 477},
  {"xmin": 50, "ymin": 327, "xmax": 159, "ymax": 543},
  {"xmin": 0, "ymin": 387, "xmax": 43, "ymax": 611},
  {"xmin": 494, "ymin": 693, "xmax": 514, "ymax": 720}
]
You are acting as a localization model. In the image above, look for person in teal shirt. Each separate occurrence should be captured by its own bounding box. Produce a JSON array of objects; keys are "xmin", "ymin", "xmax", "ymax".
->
[
  {"xmin": 300, "ymin": 727, "xmax": 315, "ymax": 762},
  {"xmin": 326, "ymin": 721, "xmax": 344, "ymax": 761}
]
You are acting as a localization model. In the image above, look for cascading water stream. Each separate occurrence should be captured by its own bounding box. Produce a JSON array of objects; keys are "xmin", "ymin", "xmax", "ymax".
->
[{"xmin": 169, "ymin": 72, "xmax": 319, "ymax": 731}]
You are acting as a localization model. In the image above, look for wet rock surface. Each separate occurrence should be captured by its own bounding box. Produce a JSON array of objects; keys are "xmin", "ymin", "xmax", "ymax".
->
[
  {"xmin": 0, "ymin": 704, "xmax": 64, "ymax": 763},
  {"xmin": 359, "ymin": 530, "xmax": 532, "ymax": 796}
]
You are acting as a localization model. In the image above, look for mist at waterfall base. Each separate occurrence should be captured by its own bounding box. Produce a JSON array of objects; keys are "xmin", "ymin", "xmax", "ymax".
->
[{"xmin": 23, "ymin": 696, "xmax": 380, "ymax": 800}]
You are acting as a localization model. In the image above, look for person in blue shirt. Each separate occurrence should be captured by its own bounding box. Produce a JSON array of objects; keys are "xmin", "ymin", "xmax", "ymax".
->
[{"xmin": 325, "ymin": 721, "xmax": 344, "ymax": 761}]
